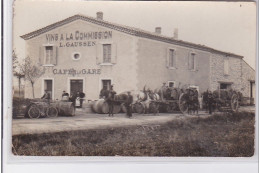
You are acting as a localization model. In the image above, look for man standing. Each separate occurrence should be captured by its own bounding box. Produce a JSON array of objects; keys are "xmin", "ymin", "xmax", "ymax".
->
[
  {"xmin": 99, "ymin": 86, "xmax": 107, "ymax": 99},
  {"xmin": 107, "ymin": 85, "xmax": 116, "ymax": 117},
  {"xmin": 125, "ymin": 91, "xmax": 133, "ymax": 118},
  {"xmin": 208, "ymin": 91, "xmax": 214, "ymax": 114},
  {"xmin": 160, "ymin": 82, "xmax": 168, "ymax": 101}
]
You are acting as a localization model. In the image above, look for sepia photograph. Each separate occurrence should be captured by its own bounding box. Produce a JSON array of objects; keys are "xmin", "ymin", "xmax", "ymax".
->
[{"xmin": 11, "ymin": 0, "xmax": 256, "ymax": 157}]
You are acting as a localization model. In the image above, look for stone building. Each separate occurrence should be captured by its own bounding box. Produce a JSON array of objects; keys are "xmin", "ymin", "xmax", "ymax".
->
[{"xmin": 20, "ymin": 12, "xmax": 255, "ymax": 102}]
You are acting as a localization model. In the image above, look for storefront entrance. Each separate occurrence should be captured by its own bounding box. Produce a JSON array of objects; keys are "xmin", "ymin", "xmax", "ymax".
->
[{"xmin": 70, "ymin": 79, "xmax": 83, "ymax": 95}]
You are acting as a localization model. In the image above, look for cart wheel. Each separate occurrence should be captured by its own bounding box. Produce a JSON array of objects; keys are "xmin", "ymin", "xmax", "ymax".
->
[
  {"xmin": 179, "ymin": 93, "xmax": 188, "ymax": 114},
  {"xmin": 231, "ymin": 94, "xmax": 239, "ymax": 112},
  {"xmin": 46, "ymin": 106, "xmax": 58, "ymax": 118},
  {"xmin": 134, "ymin": 102, "xmax": 144, "ymax": 114},
  {"xmin": 28, "ymin": 106, "xmax": 40, "ymax": 119}
]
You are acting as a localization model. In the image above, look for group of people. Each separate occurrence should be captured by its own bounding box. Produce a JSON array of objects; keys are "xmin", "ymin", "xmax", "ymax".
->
[
  {"xmin": 41, "ymin": 90, "xmax": 85, "ymax": 108},
  {"xmin": 100, "ymin": 85, "xmax": 133, "ymax": 118}
]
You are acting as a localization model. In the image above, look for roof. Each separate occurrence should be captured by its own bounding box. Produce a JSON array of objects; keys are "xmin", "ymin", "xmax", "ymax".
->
[{"xmin": 21, "ymin": 14, "xmax": 243, "ymax": 59}]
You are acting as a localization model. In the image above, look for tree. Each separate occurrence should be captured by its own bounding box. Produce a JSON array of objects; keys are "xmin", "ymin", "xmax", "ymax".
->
[
  {"xmin": 13, "ymin": 50, "xmax": 25, "ymax": 98},
  {"xmin": 20, "ymin": 56, "xmax": 45, "ymax": 98}
]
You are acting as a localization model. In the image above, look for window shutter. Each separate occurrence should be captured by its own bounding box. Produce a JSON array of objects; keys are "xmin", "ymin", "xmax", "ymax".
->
[
  {"xmin": 111, "ymin": 43, "xmax": 117, "ymax": 64},
  {"xmin": 224, "ymin": 59, "xmax": 229, "ymax": 75},
  {"xmin": 96, "ymin": 43, "xmax": 102, "ymax": 64},
  {"xmin": 195, "ymin": 56, "xmax": 199, "ymax": 71},
  {"xmin": 51, "ymin": 46, "xmax": 57, "ymax": 65},
  {"xmin": 166, "ymin": 48, "xmax": 169, "ymax": 68},
  {"xmin": 173, "ymin": 51, "xmax": 177, "ymax": 68},
  {"xmin": 39, "ymin": 46, "xmax": 44, "ymax": 66}
]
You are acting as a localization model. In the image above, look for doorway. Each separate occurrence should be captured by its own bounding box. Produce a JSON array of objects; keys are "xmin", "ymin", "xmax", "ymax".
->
[
  {"xmin": 43, "ymin": 79, "xmax": 53, "ymax": 99},
  {"xmin": 101, "ymin": 79, "xmax": 111, "ymax": 90},
  {"xmin": 220, "ymin": 83, "xmax": 232, "ymax": 89},
  {"xmin": 70, "ymin": 79, "xmax": 83, "ymax": 95}
]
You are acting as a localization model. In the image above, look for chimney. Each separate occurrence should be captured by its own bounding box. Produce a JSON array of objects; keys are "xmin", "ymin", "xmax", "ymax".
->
[
  {"xmin": 173, "ymin": 28, "xmax": 178, "ymax": 39},
  {"xmin": 96, "ymin": 12, "xmax": 103, "ymax": 20},
  {"xmin": 155, "ymin": 27, "xmax": 161, "ymax": 34}
]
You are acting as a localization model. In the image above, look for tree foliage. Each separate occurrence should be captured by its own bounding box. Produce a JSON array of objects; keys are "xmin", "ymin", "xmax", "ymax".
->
[{"xmin": 20, "ymin": 56, "xmax": 45, "ymax": 98}]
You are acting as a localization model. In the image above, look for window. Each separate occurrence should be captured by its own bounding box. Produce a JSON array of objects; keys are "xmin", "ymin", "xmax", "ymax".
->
[
  {"xmin": 224, "ymin": 59, "xmax": 229, "ymax": 75},
  {"xmin": 169, "ymin": 49, "xmax": 175, "ymax": 68},
  {"xmin": 72, "ymin": 52, "xmax": 81, "ymax": 60},
  {"xmin": 189, "ymin": 53, "xmax": 195, "ymax": 70},
  {"xmin": 103, "ymin": 44, "xmax": 111, "ymax": 63},
  {"xmin": 39, "ymin": 45, "xmax": 57, "ymax": 66},
  {"xmin": 45, "ymin": 46, "xmax": 53, "ymax": 64},
  {"xmin": 220, "ymin": 83, "xmax": 232, "ymax": 89},
  {"xmin": 168, "ymin": 81, "xmax": 175, "ymax": 88}
]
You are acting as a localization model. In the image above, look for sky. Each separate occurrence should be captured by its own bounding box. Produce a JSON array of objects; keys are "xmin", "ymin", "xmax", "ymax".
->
[{"xmin": 13, "ymin": 0, "xmax": 256, "ymax": 69}]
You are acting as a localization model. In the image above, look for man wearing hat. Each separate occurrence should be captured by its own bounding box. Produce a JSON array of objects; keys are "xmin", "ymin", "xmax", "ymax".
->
[
  {"xmin": 107, "ymin": 84, "xmax": 117, "ymax": 117},
  {"xmin": 125, "ymin": 91, "xmax": 133, "ymax": 118}
]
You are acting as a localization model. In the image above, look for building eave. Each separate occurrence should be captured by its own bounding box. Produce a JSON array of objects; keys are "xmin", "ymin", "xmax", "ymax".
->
[{"xmin": 20, "ymin": 14, "xmax": 243, "ymax": 59}]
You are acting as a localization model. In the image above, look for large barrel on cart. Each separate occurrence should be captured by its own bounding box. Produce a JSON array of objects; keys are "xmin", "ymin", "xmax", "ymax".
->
[
  {"xmin": 202, "ymin": 89, "xmax": 239, "ymax": 112},
  {"xmin": 154, "ymin": 87, "xmax": 199, "ymax": 114}
]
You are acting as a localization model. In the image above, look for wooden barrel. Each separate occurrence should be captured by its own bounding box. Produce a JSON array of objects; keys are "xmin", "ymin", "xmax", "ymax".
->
[
  {"xmin": 101, "ymin": 101, "xmax": 109, "ymax": 114},
  {"xmin": 92, "ymin": 99, "xmax": 106, "ymax": 114},
  {"xmin": 55, "ymin": 101, "xmax": 75, "ymax": 116}
]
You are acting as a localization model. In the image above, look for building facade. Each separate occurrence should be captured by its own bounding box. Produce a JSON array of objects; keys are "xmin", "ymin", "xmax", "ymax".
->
[{"xmin": 21, "ymin": 12, "xmax": 255, "ymax": 101}]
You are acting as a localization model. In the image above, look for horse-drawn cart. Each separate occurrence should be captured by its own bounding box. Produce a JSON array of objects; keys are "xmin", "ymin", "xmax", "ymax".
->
[{"xmin": 202, "ymin": 89, "xmax": 240, "ymax": 112}]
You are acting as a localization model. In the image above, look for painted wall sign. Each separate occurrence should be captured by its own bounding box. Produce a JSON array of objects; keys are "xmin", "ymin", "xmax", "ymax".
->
[
  {"xmin": 53, "ymin": 68, "xmax": 101, "ymax": 76},
  {"xmin": 46, "ymin": 31, "xmax": 112, "ymax": 41},
  {"xmin": 46, "ymin": 31, "xmax": 112, "ymax": 48}
]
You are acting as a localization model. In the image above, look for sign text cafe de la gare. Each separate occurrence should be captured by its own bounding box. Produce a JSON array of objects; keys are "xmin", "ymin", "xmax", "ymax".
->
[
  {"xmin": 45, "ymin": 30, "xmax": 113, "ymax": 48},
  {"xmin": 53, "ymin": 68, "xmax": 101, "ymax": 76}
]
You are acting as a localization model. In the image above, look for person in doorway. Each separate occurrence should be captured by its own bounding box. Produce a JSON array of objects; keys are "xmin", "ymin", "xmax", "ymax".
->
[
  {"xmin": 107, "ymin": 85, "xmax": 117, "ymax": 117},
  {"xmin": 75, "ymin": 91, "xmax": 82, "ymax": 108},
  {"xmin": 125, "ymin": 91, "xmax": 133, "ymax": 118},
  {"xmin": 41, "ymin": 90, "xmax": 51, "ymax": 103}
]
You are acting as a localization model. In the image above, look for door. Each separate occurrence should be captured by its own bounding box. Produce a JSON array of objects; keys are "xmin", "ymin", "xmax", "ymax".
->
[
  {"xmin": 70, "ymin": 80, "xmax": 83, "ymax": 95},
  {"xmin": 44, "ymin": 80, "xmax": 53, "ymax": 99},
  {"xmin": 102, "ymin": 80, "xmax": 111, "ymax": 90}
]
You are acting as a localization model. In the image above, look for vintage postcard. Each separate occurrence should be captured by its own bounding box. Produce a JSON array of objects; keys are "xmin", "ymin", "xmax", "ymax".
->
[{"xmin": 11, "ymin": 0, "xmax": 256, "ymax": 157}]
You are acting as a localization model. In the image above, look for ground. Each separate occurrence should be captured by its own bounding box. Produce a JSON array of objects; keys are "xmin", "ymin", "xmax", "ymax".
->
[{"xmin": 12, "ymin": 106, "xmax": 255, "ymax": 157}]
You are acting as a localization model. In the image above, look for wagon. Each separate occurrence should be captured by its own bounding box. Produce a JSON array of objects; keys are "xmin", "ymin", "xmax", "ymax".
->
[
  {"xmin": 202, "ymin": 89, "xmax": 239, "ymax": 112},
  {"xmin": 132, "ymin": 87, "xmax": 199, "ymax": 114},
  {"xmin": 156, "ymin": 88, "xmax": 199, "ymax": 114}
]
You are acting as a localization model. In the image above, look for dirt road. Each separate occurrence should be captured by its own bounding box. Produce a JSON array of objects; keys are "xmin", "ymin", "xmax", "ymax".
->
[{"xmin": 12, "ymin": 106, "xmax": 255, "ymax": 135}]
